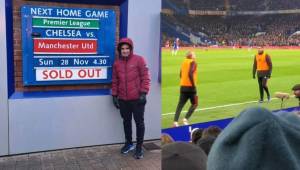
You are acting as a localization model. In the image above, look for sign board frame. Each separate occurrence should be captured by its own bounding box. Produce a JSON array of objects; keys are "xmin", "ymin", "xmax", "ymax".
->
[{"xmin": 21, "ymin": 5, "xmax": 116, "ymax": 86}]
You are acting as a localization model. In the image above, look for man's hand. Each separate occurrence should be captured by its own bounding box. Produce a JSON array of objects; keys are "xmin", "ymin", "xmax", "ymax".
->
[
  {"xmin": 138, "ymin": 93, "xmax": 147, "ymax": 105},
  {"xmin": 112, "ymin": 96, "xmax": 120, "ymax": 109}
]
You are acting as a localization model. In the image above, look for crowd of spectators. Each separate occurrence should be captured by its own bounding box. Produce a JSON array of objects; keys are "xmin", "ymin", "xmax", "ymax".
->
[
  {"xmin": 162, "ymin": 125, "xmax": 222, "ymax": 170},
  {"xmin": 230, "ymin": 0, "xmax": 300, "ymax": 11},
  {"xmin": 162, "ymin": 14, "xmax": 300, "ymax": 46},
  {"xmin": 162, "ymin": 107, "xmax": 300, "ymax": 170},
  {"xmin": 162, "ymin": 0, "xmax": 189, "ymax": 15},
  {"xmin": 189, "ymin": 0, "xmax": 225, "ymax": 11},
  {"xmin": 163, "ymin": 0, "xmax": 300, "ymax": 11}
]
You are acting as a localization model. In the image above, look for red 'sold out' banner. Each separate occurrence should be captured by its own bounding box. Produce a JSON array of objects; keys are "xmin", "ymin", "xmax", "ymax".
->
[{"xmin": 33, "ymin": 38, "xmax": 97, "ymax": 54}]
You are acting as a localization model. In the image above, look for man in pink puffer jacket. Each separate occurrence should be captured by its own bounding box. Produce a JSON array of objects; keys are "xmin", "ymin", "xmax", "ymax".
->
[{"xmin": 111, "ymin": 38, "xmax": 150, "ymax": 159}]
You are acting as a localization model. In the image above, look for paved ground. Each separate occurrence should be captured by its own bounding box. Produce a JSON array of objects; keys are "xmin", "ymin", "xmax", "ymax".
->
[{"xmin": 0, "ymin": 140, "xmax": 161, "ymax": 170}]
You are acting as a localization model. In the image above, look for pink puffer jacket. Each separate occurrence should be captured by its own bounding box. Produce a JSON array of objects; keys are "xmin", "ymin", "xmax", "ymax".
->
[{"xmin": 111, "ymin": 38, "xmax": 150, "ymax": 100}]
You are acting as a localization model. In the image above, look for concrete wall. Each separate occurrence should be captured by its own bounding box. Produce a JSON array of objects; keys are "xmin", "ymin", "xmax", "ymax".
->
[
  {"xmin": 0, "ymin": 0, "xmax": 9, "ymax": 156},
  {"xmin": 127, "ymin": 0, "xmax": 162, "ymax": 143},
  {"xmin": 4, "ymin": 0, "xmax": 161, "ymax": 155},
  {"xmin": 9, "ymin": 96, "xmax": 125, "ymax": 154}
]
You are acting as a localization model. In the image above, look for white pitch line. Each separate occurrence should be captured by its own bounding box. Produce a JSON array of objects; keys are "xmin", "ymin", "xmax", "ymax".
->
[{"xmin": 162, "ymin": 98, "xmax": 278, "ymax": 116}]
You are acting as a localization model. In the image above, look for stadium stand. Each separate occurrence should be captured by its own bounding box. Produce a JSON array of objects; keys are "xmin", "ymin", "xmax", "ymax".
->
[
  {"xmin": 161, "ymin": 0, "xmax": 300, "ymax": 46},
  {"xmin": 161, "ymin": 15, "xmax": 191, "ymax": 45},
  {"xmin": 190, "ymin": 0, "xmax": 225, "ymax": 10},
  {"xmin": 230, "ymin": 0, "xmax": 300, "ymax": 11},
  {"xmin": 161, "ymin": 13, "xmax": 300, "ymax": 46},
  {"xmin": 162, "ymin": 0, "xmax": 189, "ymax": 15},
  {"xmin": 162, "ymin": 0, "xmax": 300, "ymax": 12}
]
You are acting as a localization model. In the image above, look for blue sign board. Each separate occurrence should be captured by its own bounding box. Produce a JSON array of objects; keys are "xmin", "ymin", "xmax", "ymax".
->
[
  {"xmin": 21, "ymin": 5, "xmax": 116, "ymax": 85},
  {"xmin": 162, "ymin": 118, "xmax": 233, "ymax": 142},
  {"xmin": 162, "ymin": 107, "xmax": 300, "ymax": 142}
]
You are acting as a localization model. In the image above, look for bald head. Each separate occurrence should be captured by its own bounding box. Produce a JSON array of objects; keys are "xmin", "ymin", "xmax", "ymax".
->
[{"xmin": 186, "ymin": 51, "xmax": 196, "ymax": 59}]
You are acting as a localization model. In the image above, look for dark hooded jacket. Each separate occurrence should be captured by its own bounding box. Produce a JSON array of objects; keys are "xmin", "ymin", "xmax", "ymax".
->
[{"xmin": 111, "ymin": 38, "xmax": 150, "ymax": 100}]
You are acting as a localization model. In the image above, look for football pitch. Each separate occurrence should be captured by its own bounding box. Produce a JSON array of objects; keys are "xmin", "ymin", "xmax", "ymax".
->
[{"xmin": 161, "ymin": 48, "xmax": 300, "ymax": 128}]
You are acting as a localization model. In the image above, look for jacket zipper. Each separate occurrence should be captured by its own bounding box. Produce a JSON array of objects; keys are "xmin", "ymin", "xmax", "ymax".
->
[{"xmin": 125, "ymin": 58, "xmax": 128, "ymax": 100}]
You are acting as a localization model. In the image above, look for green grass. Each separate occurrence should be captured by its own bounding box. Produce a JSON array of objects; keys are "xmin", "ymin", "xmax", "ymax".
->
[{"xmin": 162, "ymin": 48, "xmax": 300, "ymax": 128}]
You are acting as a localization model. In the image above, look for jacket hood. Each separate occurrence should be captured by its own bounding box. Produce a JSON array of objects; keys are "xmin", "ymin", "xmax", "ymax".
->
[{"xmin": 117, "ymin": 38, "xmax": 134, "ymax": 57}]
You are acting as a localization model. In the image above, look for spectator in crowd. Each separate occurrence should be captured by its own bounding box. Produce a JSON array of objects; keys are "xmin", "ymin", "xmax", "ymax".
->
[
  {"xmin": 161, "ymin": 133, "xmax": 175, "ymax": 146},
  {"xmin": 197, "ymin": 136, "xmax": 216, "ymax": 155},
  {"xmin": 207, "ymin": 107, "xmax": 300, "ymax": 170},
  {"xmin": 162, "ymin": 142, "xmax": 207, "ymax": 170},
  {"xmin": 201, "ymin": 125, "xmax": 222, "ymax": 139},
  {"xmin": 191, "ymin": 128, "xmax": 204, "ymax": 144}
]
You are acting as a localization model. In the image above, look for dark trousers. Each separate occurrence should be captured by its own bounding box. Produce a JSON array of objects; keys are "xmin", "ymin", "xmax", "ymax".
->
[
  {"xmin": 258, "ymin": 76, "xmax": 270, "ymax": 100},
  {"xmin": 119, "ymin": 99, "xmax": 145, "ymax": 148},
  {"xmin": 174, "ymin": 91, "xmax": 198, "ymax": 121}
]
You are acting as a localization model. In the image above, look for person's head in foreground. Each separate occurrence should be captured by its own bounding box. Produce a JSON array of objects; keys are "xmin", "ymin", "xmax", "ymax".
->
[
  {"xmin": 162, "ymin": 142, "xmax": 207, "ymax": 170},
  {"xmin": 202, "ymin": 125, "xmax": 222, "ymax": 139},
  {"xmin": 197, "ymin": 136, "xmax": 216, "ymax": 155},
  {"xmin": 191, "ymin": 128, "xmax": 204, "ymax": 144},
  {"xmin": 292, "ymin": 84, "xmax": 300, "ymax": 98},
  {"xmin": 161, "ymin": 133, "xmax": 174, "ymax": 146},
  {"xmin": 208, "ymin": 107, "xmax": 300, "ymax": 170}
]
